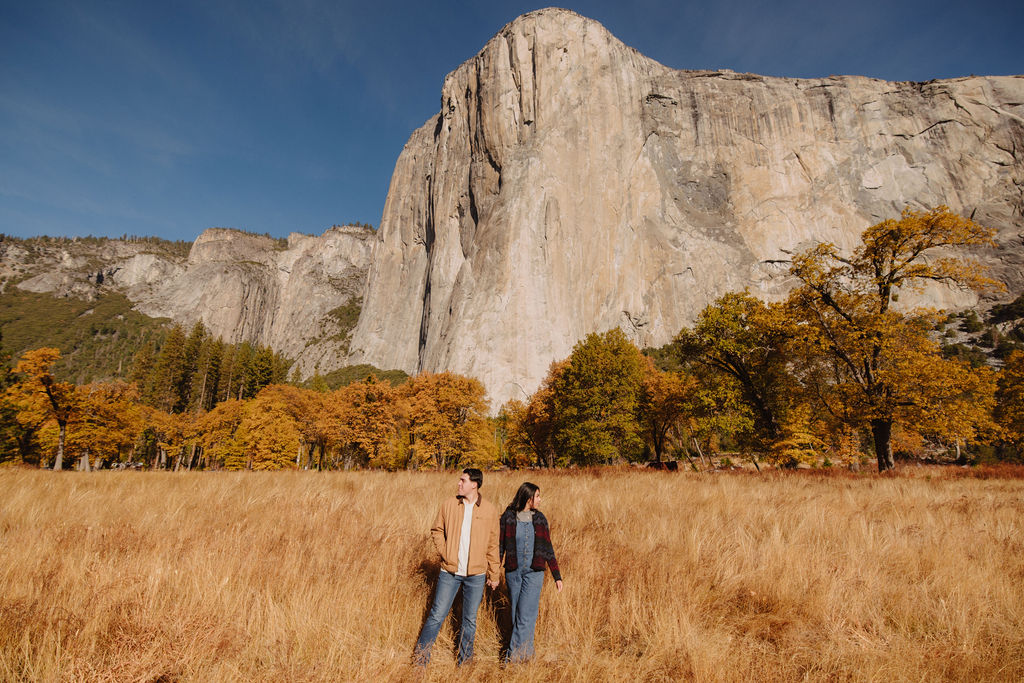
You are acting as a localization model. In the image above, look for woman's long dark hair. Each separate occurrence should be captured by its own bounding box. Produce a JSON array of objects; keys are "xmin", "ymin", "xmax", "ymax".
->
[{"xmin": 508, "ymin": 482, "xmax": 540, "ymax": 513}]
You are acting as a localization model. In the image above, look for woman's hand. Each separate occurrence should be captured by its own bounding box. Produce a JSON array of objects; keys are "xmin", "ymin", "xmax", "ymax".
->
[{"xmin": 555, "ymin": 580, "xmax": 563, "ymax": 593}]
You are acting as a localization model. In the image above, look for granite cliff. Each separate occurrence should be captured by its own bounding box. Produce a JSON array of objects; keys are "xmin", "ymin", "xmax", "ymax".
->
[
  {"xmin": 6, "ymin": 225, "xmax": 372, "ymax": 376},
  {"xmin": 346, "ymin": 8, "xmax": 1024, "ymax": 407},
  {"xmin": 5, "ymin": 8, "xmax": 1023, "ymax": 404}
]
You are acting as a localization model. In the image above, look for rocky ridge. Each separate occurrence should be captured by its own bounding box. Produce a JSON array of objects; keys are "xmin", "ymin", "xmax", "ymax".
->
[
  {"xmin": 4, "ymin": 225, "xmax": 373, "ymax": 376},
  {"xmin": 346, "ymin": 7, "xmax": 1024, "ymax": 408}
]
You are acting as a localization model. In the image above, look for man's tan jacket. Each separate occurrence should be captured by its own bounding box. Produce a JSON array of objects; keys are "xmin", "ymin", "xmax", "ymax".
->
[{"xmin": 431, "ymin": 494, "xmax": 501, "ymax": 583}]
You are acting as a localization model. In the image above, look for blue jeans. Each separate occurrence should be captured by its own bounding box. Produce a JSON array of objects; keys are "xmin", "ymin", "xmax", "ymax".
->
[
  {"xmin": 506, "ymin": 567, "xmax": 544, "ymax": 661},
  {"xmin": 414, "ymin": 571, "xmax": 486, "ymax": 665}
]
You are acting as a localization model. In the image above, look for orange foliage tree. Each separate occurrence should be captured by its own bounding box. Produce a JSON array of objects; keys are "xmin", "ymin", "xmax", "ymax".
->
[
  {"xmin": 12, "ymin": 348, "xmax": 78, "ymax": 470},
  {"xmin": 193, "ymin": 399, "xmax": 246, "ymax": 469},
  {"xmin": 503, "ymin": 360, "xmax": 565, "ymax": 468},
  {"xmin": 401, "ymin": 372, "xmax": 492, "ymax": 470},
  {"xmin": 232, "ymin": 386, "xmax": 304, "ymax": 470},
  {"xmin": 65, "ymin": 381, "xmax": 143, "ymax": 469},
  {"xmin": 329, "ymin": 377, "xmax": 399, "ymax": 469},
  {"xmin": 995, "ymin": 350, "xmax": 1024, "ymax": 460}
]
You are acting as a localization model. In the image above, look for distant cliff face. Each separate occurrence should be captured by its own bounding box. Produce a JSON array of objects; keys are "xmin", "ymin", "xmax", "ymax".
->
[
  {"xmin": 136, "ymin": 226, "xmax": 373, "ymax": 375},
  {"xmin": 347, "ymin": 7, "xmax": 1024, "ymax": 408},
  {"xmin": 8, "ymin": 226, "xmax": 373, "ymax": 376}
]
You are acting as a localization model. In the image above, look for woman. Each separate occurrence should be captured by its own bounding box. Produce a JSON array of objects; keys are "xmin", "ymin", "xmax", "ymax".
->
[{"xmin": 500, "ymin": 482, "xmax": 563, "ymax": 662}]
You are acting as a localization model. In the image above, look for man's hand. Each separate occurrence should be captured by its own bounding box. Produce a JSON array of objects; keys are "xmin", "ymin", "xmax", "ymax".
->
[{"xmin": 487, "ymin": 579, "xmax": 499, "ymax": 589}]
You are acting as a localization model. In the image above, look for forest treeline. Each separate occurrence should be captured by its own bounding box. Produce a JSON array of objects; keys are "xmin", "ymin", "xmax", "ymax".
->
[{"xmin": 4, "ymin": 208, "xmax": 1024, "ymax": 472}]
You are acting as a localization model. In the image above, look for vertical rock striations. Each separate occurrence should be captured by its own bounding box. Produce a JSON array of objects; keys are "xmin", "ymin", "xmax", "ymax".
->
[{"xmin": 347, "ymin": 7, "xmax": 1024, "ymax": 407}]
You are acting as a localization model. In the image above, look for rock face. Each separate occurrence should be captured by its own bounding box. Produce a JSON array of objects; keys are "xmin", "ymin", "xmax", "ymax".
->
[
  {"xmin": 8, "ymin": 226, "xmax": 373, "ymax": 376},
  {"xmin": 135, "ymin": 226, "xmax": 373, "ymax": 375},
  {"xmin": 347, "ymin": 7, "xmax": 1024, "ymax": 408}
]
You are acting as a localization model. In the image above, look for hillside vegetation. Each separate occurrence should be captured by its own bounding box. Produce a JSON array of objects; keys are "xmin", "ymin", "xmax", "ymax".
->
[
  {"xmin": 0, "ymin": 287, "xmax": 169, "ymax": 384},
  {"xmin": 0, "ymin": 468, "xmax": 1021, "ymax": 681}
]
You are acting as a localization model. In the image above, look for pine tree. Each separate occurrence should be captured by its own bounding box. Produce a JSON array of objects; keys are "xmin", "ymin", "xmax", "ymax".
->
[{"xmin": 146, "ymin": 324, "xmax": 187, "ymax": 411}]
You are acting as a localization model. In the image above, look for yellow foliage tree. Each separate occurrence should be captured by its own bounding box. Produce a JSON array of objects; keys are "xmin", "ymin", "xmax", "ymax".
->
[
  {"xmin": 12, "ymin": 348, "xmax": 78, "ymax": 470},
  {"xmin": 767, "ymin": 405, "xmax": 828, "ymax": 468},
  {"xmin": 194, "ymin": 399, "xmax": 246, "ymax": 469},
  {"xmin": 789, "ymin": 207, "xmax": 1001, "ymax": 471},
  {"xmin": 330, "ymin": 377, "xmax": 399, "ymax": 469},
  {"xmin": 995, "ymin": 350, "xmax": 1024, "ymax": 456},
  {"xmin": 139, "ymin": 406, "xmax": 190, "ymax": 469},
  {"xmin": 66, "ymin": 381, "xmax": 142, "ymax": 468},
  {"xmin": 638, "ymin": 359, "xmax": 700, "ymax": 462},
  {"xmin": 401, "ymin": 372, "xmax": 491, "ymax": 470},
  {"xmin": 675, "ymin": 292, "xmax": 795, "ymax": 448},
  {"xmin": 233, "ymin": 387, "xmax": 302, "ymax": 470}
]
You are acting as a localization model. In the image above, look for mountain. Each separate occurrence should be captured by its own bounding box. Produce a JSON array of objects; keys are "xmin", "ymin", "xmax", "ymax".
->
[
  {"xmin": 2, "ymin": 226, "xmax": 372, "ymax": 377},
  {"xmin": 345, "ymin": 8, "xmax": 1024, "ymax": 407},
  {"xmin": 4, "ymin": 8, "xmax": 1023, "ymax": 407}
]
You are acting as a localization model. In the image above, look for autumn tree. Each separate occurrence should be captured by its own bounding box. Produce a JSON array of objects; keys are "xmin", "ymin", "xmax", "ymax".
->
[
  {"xmin": 12, "ymin": 348, "xmax": 78, "ymax": 470},
  {"xmin": 789, "ymin": 206, "xmax": 1001, "ymax": 471},
  {"xmin": 402, "ymin": 372, "xmax": 491, "ymax": 470},
  {"xmin": 638, "ymin": 359, "xmax": 700, "ymax": 462},
  {"xmin": 504, "ymin": 360, "xmax": 566, "ymax": 467},
  {"xmin": 193, "ymin": 399, "xmax": 246, "ymax": 469},
  {"xmin": 549, "ymin": 328, "xmax": 645, "ymax": 465},
  {"xmin": 138, "ymin": 406, "xmax": 190, "ymax": 469},
  {"xmin": 329, "ymin": 377, "xmax": 399, "ymax": 469},
  {"xmin": 674, "ymin": 292, "xmax": 795, "ymax": 450},
  {"xmin": 766, "ymin": 404, "xmax": 828, "ymax": 468},
  {"xmin": 65, "ymin": 381, "xmax": 142, "ymax": 469},
  {"xmin": 995, "ymin": 350, "xmax": 1024, "ymax": 460},
  {"xmin": 501, "ymin": 400, "xmax": 539, "ymax": 468},
  {"xmin": 230, "ymin": 385, "xmax": 306, "ymax": 470}
]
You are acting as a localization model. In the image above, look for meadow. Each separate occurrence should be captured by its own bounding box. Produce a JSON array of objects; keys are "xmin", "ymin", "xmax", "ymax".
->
[{"xmin": 0, "ymin": 467, "xmax": 1022, "ymax": 682}]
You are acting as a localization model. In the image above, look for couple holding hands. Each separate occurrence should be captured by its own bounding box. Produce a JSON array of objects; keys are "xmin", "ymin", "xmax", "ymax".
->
[{"xmin": 413, "ymin": 468, "xmax": 563, "ymax": 666}]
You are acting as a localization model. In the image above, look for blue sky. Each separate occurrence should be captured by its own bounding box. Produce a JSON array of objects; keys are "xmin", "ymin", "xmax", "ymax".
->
[{"xmin": 2, "ymin": 0, "xmax": 1021, "ymax": 242}]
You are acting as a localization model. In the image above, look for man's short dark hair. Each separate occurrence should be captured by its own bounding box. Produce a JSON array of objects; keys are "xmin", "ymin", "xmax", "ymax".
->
[{"xmin": 463, "ymin": 468, "xmax": 483, "ymax": 489}]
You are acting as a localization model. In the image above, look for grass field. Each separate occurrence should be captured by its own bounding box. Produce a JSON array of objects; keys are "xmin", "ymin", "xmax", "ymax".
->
[{"xmin": 1, "ymin": 467, "xmax": 1022, "ymax": 681}]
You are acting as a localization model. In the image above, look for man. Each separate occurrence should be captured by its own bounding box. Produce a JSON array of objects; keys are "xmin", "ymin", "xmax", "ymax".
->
[{"xmin": 414, "ymin": 468, "xmax": 501, "ymax": 666}]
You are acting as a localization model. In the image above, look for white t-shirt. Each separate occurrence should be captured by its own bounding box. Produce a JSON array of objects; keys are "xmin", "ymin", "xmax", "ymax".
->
[{"xmin": 456, "ymin": 498, "xmax": 473, "ymax": 576}]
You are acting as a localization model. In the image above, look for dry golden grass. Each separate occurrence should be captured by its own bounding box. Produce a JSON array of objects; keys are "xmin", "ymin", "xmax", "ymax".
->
[{"xmin": 1, "ymin": 467, "xmax": 1022, "ymax": 682}]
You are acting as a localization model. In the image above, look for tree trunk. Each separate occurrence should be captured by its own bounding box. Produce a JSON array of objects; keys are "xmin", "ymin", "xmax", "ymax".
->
[
  {"xmin": 871, "ymin": 418, "xmax": 895, "ymax": 472},
  {"xmin": 748, "ymin": 453, "xmax": 761, "ymax": 472},
  {"xmin": 53, "ymin": 420, "xmax": 66, "ymax": 471},
  {"xmin": 692, "ymin": 437, "xmax": 708, "ymax": 470}
]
